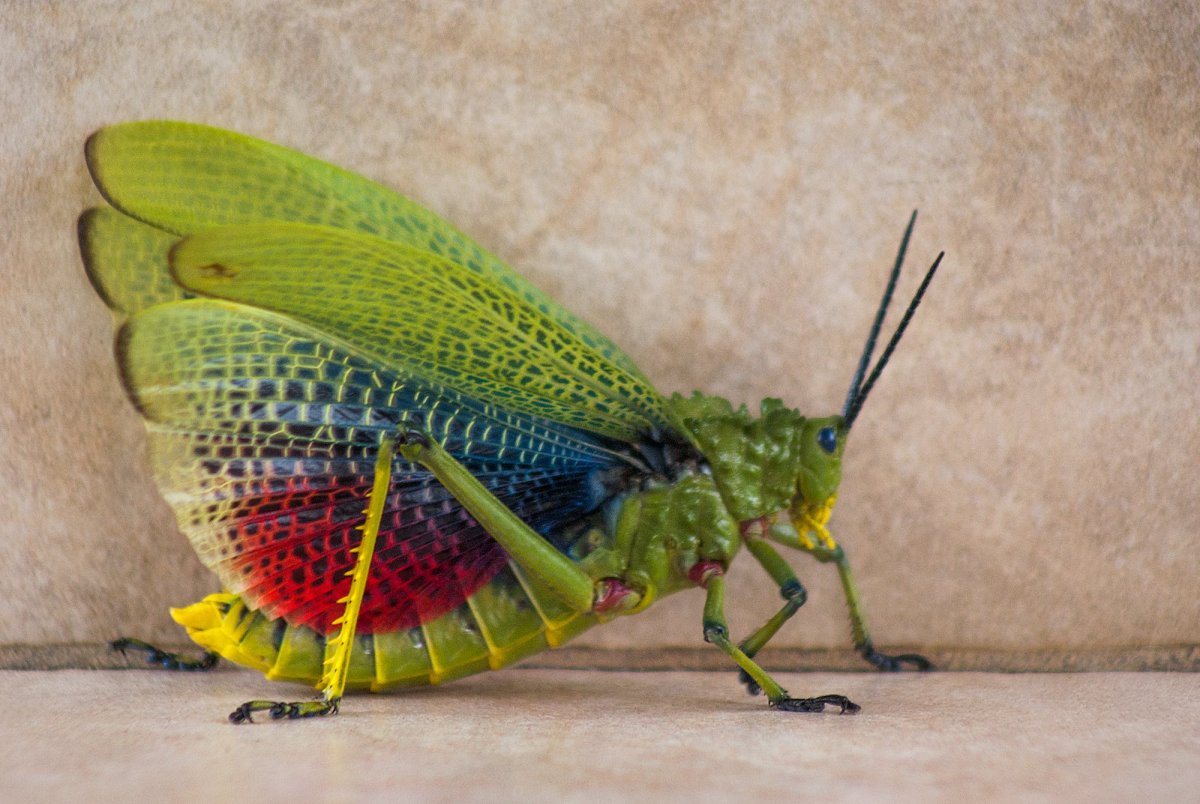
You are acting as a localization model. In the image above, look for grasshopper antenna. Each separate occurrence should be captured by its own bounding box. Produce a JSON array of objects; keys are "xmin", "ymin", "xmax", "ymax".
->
[
  {"xmin": 843, "ymin": 210, "xmax": 916, "ymax": 418},
  {"xmin": 843, "ymin": 217, "xmax": 942, "ymax": 430}
]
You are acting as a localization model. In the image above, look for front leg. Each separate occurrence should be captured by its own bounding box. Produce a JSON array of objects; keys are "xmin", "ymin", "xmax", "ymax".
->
[
  {"xmin": 769, "ymin": 520, "xmax": 933, "ymax": 672},
  {"xmin": 832, "ymin": 549, "xmax": 932, "ymax": 671}
]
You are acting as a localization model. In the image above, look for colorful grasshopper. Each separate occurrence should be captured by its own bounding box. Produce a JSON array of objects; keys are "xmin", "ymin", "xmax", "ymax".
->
[{"xmin": 82, "ymin": 122, "xmax": 939, "ymax": 723}]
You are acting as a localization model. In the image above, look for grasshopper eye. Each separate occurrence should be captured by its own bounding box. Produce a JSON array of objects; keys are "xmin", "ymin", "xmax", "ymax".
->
[{"xmin": 817, "ymin": 426, "xmax": 838, "ymax": 454}]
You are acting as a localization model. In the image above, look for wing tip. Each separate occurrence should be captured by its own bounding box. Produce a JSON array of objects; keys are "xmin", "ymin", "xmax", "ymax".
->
[
  {"xmin": 77, "ymin": 207, "xmax": 124, "ymax": 314},
  {"xmin": 113, "ymin": 315, "xmax": 157, "ymax": 421},
  {"xmin": 82, "ymin": 128, "xmax": 117, "ymax": 208}
]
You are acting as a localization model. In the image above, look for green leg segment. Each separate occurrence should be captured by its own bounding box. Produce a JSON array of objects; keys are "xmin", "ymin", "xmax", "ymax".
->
[
  {"xmin": 229, "ymin": 436, "xmax": 397, "ymax": 724},
  {"xmin": 733, "ymin": 522, "xmax": 809, "ymax": 694},
  {"xmin": 394, "ymin": 430, "xmax": 595, "ymax": 615},
  {"xmin": 768, "ymin": 521, "xmax": 932, "ymax": 672},
  {"xmin": 700, "ymin": 568, "xmax": 859, "ymax": 714}
]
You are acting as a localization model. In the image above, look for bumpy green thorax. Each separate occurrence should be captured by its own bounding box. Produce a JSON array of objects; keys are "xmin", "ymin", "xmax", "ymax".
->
[{"xmin": 669, "ymin": 393, "xmax": 845, "ymax": 523}]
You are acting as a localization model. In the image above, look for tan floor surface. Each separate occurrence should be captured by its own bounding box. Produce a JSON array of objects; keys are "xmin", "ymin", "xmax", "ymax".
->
[{"xmin": 5, "ymin": 669, "xmax": 1196, "ymax": 802}]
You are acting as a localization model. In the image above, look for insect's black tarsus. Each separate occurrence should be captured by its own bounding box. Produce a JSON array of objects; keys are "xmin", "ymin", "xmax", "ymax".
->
[
  {"xmin": 843, "ymin": 212, "xmax": 943, "ymax": 430},
  {"xmin": 772, "ymin": 694, "xmax": 861, "ymax": 714},
  {"xmin": 109, "ymin": 637, "xmax": 219, "ymax": 672},
  {"xmin": 859, "ymin": 639, "xmax": 934, "ymax": 671},
  {"xmin": 229, "ymin": 697, "xmax": 340, "ymax": 724}
]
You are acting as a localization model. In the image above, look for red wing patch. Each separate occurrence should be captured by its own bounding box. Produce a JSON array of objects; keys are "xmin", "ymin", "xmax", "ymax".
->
[{"xmin": 204, "ymin": 465, "xmax": 589, "ymax": 634}]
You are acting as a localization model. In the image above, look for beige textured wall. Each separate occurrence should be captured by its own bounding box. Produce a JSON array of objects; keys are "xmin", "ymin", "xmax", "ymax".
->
[{"xmin": 2, "ymin": 2, "xmax": 1197, "ymax": 662}]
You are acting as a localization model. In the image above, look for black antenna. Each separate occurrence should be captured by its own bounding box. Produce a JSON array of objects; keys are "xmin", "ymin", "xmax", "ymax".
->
[
  {"xmin": 843, "ymin": 210, "xmax": 917, "ymax": 417},
  {"xmin": 843, "ymin": 251, "xmax": 943, "ymax": 429}
]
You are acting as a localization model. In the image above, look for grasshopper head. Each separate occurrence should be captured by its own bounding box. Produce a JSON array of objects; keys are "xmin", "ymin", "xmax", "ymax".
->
[
  {"xmin": 784, "ymin": 415, "xmax": 848, "ymax": 551},
  {"xmin": 668, "ymin": 215, "xmax": 940, "ymax": 532},
  {"xmin": 795, "ymin": 415, "xmax": 847, "ymax": 515}
]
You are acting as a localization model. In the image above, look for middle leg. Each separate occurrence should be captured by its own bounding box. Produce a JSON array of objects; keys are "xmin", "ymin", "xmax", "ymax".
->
[{"xmin": 697, "ymin": 562, "xmax": 858, "ymax": 714}]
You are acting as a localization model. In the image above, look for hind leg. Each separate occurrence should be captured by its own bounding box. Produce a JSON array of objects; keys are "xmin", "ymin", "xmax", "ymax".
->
[
  {"xmin": 110, "ymin": 637, "xmax": 219, "ymax": 671},
  {"xmin": 228, "ymin": 436, "xmax": 396, "ymax": 724}
]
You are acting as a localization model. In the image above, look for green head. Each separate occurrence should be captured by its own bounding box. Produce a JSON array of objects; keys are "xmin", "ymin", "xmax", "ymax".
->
[{"xmin": 796, "ymin": 415, "xmax": 847, "ymax": 510}]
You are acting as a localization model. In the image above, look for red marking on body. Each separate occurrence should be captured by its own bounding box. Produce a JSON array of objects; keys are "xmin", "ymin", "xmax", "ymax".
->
[
  {"xmin": 739, "ymin": 517, "xmax": 769, "ymax": 540},
  {"xmin": 687, "ymin": 560, "xmax": 725, "ymax": 588},
  {"xmin": 592, "ymin": 578, "xmax": 638, "ymax": 614}
]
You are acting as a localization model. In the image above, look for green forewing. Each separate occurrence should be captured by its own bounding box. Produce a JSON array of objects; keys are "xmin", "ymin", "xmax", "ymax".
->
[
  {"xmin": 84, "ymin": 121, "xmax": 681, "ymax": 442},
  {"xmin": 170, "ymin": 222, "xmax": 671, "ymax": 441},
  {"xmin": 85, "ymin": 123, "xmax": 647, "ymax": 372}
]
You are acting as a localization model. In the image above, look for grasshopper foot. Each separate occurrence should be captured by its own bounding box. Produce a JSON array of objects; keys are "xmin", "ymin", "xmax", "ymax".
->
[
  {"xmin": 772, "ymin": 694, "xmax": 860, "ymax": 714},
  {"xmin": 228, "ymin": 697, "xmax": 340, "ymax": 724},
  {"xmin": 110, "ymin": 638, "xmax": 219, "ymax": 671},
  {"xmin": 860, "ymin": 642, "xmax": 933, "ymax": 672}
]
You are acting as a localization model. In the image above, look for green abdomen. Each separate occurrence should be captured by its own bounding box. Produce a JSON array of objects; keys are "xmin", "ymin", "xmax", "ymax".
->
[{"xmin": 173, "ymin": 561, "xmax": 597, "ymax": 691}]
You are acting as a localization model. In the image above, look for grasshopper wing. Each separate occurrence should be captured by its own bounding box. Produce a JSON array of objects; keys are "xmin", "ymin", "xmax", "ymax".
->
[
  {"xmin": 82, "ymin": 122, "xmax": 687, "ymax": 633},
  {"xmin": 118, "ymin": 298, "xmax": 631, "ymax": 632}
]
